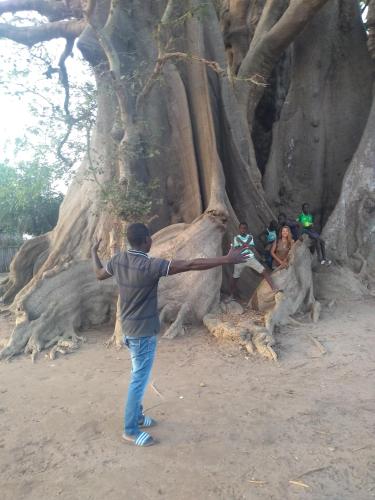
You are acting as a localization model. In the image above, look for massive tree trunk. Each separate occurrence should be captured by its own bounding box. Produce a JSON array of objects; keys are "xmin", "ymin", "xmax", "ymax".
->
[
  {"xmin": 0, "ymin": 0, "xmax": 373, "ymax": 359},
  {"xmin": 263, "ymin": 1, "xmax": 373, "ymax": 225},
  {"xmin": 322, "ymin": 87, "xmax": 375, "ymax": 288},
  {"xmin": 322, "ymin": 0, "xmax": 375, "ymax": 290}
]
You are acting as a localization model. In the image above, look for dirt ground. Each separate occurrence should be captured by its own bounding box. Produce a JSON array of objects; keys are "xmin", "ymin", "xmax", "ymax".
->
[{"xmin": 0, "ymin": 296, "xmax": 374, "ymax": 500}]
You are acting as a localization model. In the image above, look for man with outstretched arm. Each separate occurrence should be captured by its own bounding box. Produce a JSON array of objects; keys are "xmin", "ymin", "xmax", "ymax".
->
[{"xmin": 91, "ymin": 222, "xmax": 247, "ymax": 447}]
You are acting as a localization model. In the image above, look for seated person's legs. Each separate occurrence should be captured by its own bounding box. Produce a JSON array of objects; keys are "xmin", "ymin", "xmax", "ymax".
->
[
  {"xmin": 230, "ymin": 262, "xmax": 245, "ymax": 297},
  {"xmin": 319, "ymin": 237, "xmax": 327, "ymax": 261},
  {"xmin": 247, "ymin": 257, "xmax": 279, "ymax": 292},
  {"xmin": 290, "ymin": 225, "xmax": 299, "ymax": 241},
  {"xmin": 305, "ymin": 230, "xmax": 330, "ymax": 264},
  {"xmin": 265, "ymin": 251, "xmax": 273, "ymax": 269}
]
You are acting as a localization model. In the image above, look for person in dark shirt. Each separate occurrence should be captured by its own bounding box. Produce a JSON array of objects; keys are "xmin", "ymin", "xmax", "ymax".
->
[
  {"xmin": 91, "ymin": 222, "xmax": 246, "ymax": 447},
  {"xmin": 258, "ymin": 219, "xmax": 278, "ymax": 268},
  {"xmin": 277, "ymin": 212, "xmax": 300, "ymax": 241}
]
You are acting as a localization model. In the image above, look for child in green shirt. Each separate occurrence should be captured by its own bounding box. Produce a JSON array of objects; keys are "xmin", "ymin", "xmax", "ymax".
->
[{"xmin": 297, "ymin": 203, "xmax": 331, "ymax": 265}]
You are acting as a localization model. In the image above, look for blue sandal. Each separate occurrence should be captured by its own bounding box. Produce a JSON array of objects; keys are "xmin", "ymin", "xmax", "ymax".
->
[
  {"xmin": 122, "ymin": 431, "xmax": 155, "ymax": 447},
  {"xmin": 139, "ymin": 415, "xmax": 157, "ymax": 428}
]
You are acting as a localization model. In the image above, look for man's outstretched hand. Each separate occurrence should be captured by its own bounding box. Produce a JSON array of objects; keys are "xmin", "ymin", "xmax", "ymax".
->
[
  {"xmin": 226, "ymin": 247, "xmax": 248, "ymax": 264},
  {"xmin": 91, "ymin": 237, "xmax": 112, "ymax": 280}
]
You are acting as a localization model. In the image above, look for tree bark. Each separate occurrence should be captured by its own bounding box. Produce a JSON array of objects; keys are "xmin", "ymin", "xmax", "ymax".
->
[
  {"xmin": 0, "ymin": 0, "xmax": 373, "ymax": 359},
  {"xmin": 263, "ymin": 0, "xmax": 373, "ymax": 226},
  {"xmin": 323, "ymin": 84, "xmax": 375, "ymax": 288}
]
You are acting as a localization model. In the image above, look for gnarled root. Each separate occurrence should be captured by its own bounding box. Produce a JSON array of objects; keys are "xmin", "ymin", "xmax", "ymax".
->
[
  {"xmin": 162, "ymin": 302, "xmax": 192, "ymax": 339},
  {"xmin": 204, "ymin": 238, "xmax": 320, "ymax": 360},
  {"xmin": 48, "ymin": 332, "xmax": 86, "ymax": 360},
  {"xmin": 0, "ymin": 260, "xmax": 116, "ymax": 361},
  {"xmin": 203, "ymin": 309, "xmax": 277, "ymax": 361},
  {"xmin": 105, "ymin": 296, "xmax": 123, "ymax": 349},
  {"xmin": 153, "ymin": 214, "xmax": 226, "ymax": 338},
  {"xmin": 250, "ymin": 238, "xmax": 319, "ymax": 334},
  {"xmin": 0, "ymin": 235, "xmax": 49, "ymax": 305}
]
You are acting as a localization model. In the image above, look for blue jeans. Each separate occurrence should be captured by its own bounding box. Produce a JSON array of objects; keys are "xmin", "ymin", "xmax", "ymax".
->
[{"xmin": 124, "ymin": 335, "xmax": 157, "ymax": 436}]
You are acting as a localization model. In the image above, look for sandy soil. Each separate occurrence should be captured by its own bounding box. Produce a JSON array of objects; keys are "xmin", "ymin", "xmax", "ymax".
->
[{"xmin": 0, "ymin": 297, "xmax": 374, "ymax": 500}]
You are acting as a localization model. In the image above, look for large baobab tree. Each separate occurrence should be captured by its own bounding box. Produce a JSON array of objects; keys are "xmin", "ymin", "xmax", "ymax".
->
[{"xmin": 0, "ymin": 0, "xmax": 373, "ymax": 359}]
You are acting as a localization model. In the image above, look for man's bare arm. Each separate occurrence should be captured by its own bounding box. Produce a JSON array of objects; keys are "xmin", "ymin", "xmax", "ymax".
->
[
  {"xmin": 168, "ymin": 247, "xmax": 247, "ymax": 275},
  {"xmin": 91, "ymin": 239, "xmax": 112, "ymax": 280}
]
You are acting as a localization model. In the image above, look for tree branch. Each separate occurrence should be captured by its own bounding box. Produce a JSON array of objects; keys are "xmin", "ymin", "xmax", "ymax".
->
[
  {"xmin": 235, "ymin": 0, "xmax": 330, "ymax": 129},
  {"xmin": 250, "ymin": 0, "xmax": 289, "ymax": 49},
  {"xmin": 83, "ymin": 0, "xmax": 96, "ymax": 24},
  {"xmin": 261, "ymin": 0, "xmax": 330, "ymax": 54},
  {"xmin": 136, "ymin": 52, "xmax": 226, "ymax": 110},
  {"xmin": 0, "ymin": 18, "xmax": 85, "ymax": 46},
  {"xmin": 58, "ymin": 38, "xmax": 74, "ymax": 117},
  {"xmin": 56, "ymin": 120, "xmax": 74, "ymax": 168},
  {"xmin": 0, "ymin": 0, "xmax": 82, "ymax": 21},
  {"xmin": 368, "ymin": 0, "xmax": 375, "ymax": 59}
]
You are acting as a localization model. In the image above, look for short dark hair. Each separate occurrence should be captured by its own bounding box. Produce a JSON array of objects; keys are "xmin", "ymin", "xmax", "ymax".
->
[
  {"xmin": 239, "ymin": 221, "xmax": 248, "ymax": 227},
  {"xmin": 269, "ymin": 219, "xmax": 278, "ymax": 231},
  {"xmin": 127, "ymin": 223, "xmax": 150, "ymax": 248}
]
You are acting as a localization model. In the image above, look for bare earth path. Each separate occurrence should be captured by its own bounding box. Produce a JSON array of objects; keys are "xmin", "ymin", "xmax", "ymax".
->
[{"xmin": 0, "ymin": 297, "xmax": 374, "ymax": 500}]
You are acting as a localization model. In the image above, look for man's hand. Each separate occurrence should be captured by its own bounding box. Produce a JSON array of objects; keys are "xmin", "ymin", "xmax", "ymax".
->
[
  {"xmin": 91, "ymin": 237, "xmax": 111, "ymax": 280},
  {"xmin": 226, "ymin": 247, "xmax": 248, "ymax": 264}
]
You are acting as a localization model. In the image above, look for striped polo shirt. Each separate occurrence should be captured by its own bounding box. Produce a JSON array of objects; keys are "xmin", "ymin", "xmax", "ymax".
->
[
  {"xmin": 233, "ymin": 233, "xmax": 255, "ymax": 258},
  {"xmin": 106, "ymin": 250, "xmax": 171, "ymax": 338}
]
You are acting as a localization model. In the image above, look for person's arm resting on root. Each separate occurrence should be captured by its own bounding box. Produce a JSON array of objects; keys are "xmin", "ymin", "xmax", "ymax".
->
[
  {"xmin": 168, "ymin": 247, "xmax": 247, "ymax": 275},
  {"xmin": 91, "ymin": 239, "xmax": 112, "ymax": 280}
]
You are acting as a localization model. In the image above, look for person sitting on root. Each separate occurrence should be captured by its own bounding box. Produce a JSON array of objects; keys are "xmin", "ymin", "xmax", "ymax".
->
[
  {"xmin": 271, "ymin": 225, "xmax": 294, "ymax": 269},
  {"xmin": 297, "ymin": 203, "xmax": 331, "ymax": 265},
  {"xmin": 258, "ymin": 219, "xmax": 278, "ymax": 268},
  {"xmin": 277, "ymin": 212, "xmax": 299, "ymax": 241},
  {"xmin": 229, "ymin": 221, "xmax": 279, "ymax": 300}
]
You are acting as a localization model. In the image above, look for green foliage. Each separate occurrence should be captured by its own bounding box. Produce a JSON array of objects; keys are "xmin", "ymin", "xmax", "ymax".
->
[
  {"xmin": 99, "ymin": 179, "xmax": 160, "ymax": 223},
  {"xmin": 0, "ymin": 162, "xmax": 63, "ymax": 236},
  {"xmin": 0, "ymin": 231, "xmax": 23, "ymax": 248},
  {"xmin": 0, "ymin": 30, "xmax": 95, "ymax": 238}
]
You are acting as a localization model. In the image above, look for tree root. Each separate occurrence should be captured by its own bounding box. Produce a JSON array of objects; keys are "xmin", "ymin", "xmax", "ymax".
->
[
  {"xmin": 0, "ymin": 235, "xmax": 49, "ymax": 305},
  {"xmin": 154, "ymin": 214, "xmax": 226, "ymax": 338},
  {"xmin": 202, "ymin": 238, "xmax": 320, "ymax": 361},
  {"xmin": 203, "ymin": 311, "xmax": 277, "ymax": 361},
  {"xmin": 251, "ymin": 239, "xmax": 319, "ymax": 334},
  {"xmin": 163, "ymin": 302, "xmax": 191, "ymax": 339},
  {"xmin": 286, "ymin": 317, "xmax": 305, "ymax": 327},
  {"xmin": 305, "ymin": 334, "xmax": 326, "ymax": 356},
  {"xmin": 0, "ymin": 261, "xmax": 116, "ymax": 361},
  {"xmin": 105, "ymin": 296, "xmax": 123, "ymax": 349},
  {"xmin": 48, "ymin": 332, "xmax": 86, "ymax": 360}
]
